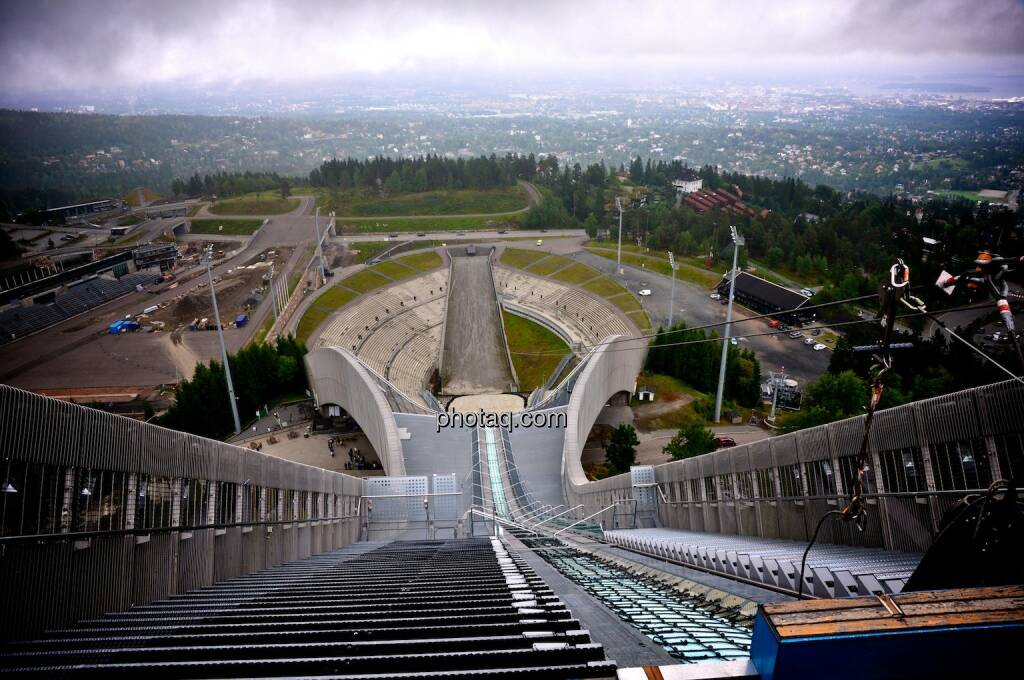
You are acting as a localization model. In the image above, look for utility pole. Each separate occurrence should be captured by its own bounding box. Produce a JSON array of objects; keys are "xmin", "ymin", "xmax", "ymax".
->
[
  {"xmin": 768, "ymin": 367, "xmax": 787, "ymax": 423},
  {"xmin": 668, "ymin": 250, "xmax": 677, "ymax": 328},
  {"xmin": 313, "ymin": 207, "xmax": 327, "ymax": 283},
  {"xmin": 714, "ymin": 226, "xmax": 744, "ymax": 423},
  {"xmin": 615, "ymin": 197, "xmax": 624, "ymax": 276},
  {"xmin": 269, "ymin": 266, "xmax": 278, "ymax": 323},
  {"xmin": 205, "ymin": 245, "xmax": 241, "ymax": 434}
]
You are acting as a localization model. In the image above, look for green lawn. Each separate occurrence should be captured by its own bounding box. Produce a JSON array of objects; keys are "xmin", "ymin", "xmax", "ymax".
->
[
  {"xmin": 348, "ymin": 241, "xmax": 392, "ymax": 262},
  {"xmin": 585, "ymin": 247, "xmax": 719, "ymax": 288},
  {"xmin": 583, "ymin": 277, "xmax": 630, "ymax": 298},
  {"xmin": 628, "ymin": 310, "xmax": 653, "ymax": 332},
  {"xmin": 315, "ymin": 186, "xmax": 528, "ymax": 217},
  {"xmin": 190, "ymin": 219, "xmax": 264, "ymax": 235},
  {"xmin": 527, "ymin": 256, "xmax": 571, "ymax": 276},
  {"xmin": 551, "ymin": 262, "xmax": 601, "ymax": 285},
  {"xmin": 501, "ymin": 248, "xmax": 548, "ymax": 269},
  {"xmin": 296, "ymin": 286, "xmax": 358, "ymax": 345},
  {"xmin": 502, "ymin": 310, "xmax": 570, "ymax": 392},
  {"xmin": 371, "ymin": 259, "xmax": 417, "ymax": 281},
  {"xmin": 335, "ymin": 214, "xmax": 524, "ymax": 233},
  {"xmin": 341, "ymin": 269, "xmax": 393, "ymax": 293},
  {"xmin": 934, "ymin": 189, "xmax": 989, "ymax": 203},
  {"xmin": 208, "ymin": 193, "xmax": 299, "ymax": 215},
  {"xmin": 395, "ymin": 251, "xmax": 443, "ymax": 272}
]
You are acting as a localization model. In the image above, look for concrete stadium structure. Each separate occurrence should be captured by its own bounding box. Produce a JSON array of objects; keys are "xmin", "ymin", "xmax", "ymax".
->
[{"xmin": 5, "ymin": 242, "xmax": 1024, "ymax": 677}]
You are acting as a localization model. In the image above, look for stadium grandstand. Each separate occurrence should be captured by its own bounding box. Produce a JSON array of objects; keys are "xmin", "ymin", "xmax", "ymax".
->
[{"xmin": 2, "ymin": 244, "xmax": 1022, "ymax": 679}]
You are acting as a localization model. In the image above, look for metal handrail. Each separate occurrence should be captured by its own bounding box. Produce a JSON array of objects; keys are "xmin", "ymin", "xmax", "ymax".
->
[
  {"xmin": 0, "ymin": 514, "xmax": 363, "ymax": 544},
  {"xmin": 528, "ymin": 504, "xmax": 583, "ymax": 530},
  {"xmin": 554, "ymin": 503, "xmax": 619, "ymax": 536}
]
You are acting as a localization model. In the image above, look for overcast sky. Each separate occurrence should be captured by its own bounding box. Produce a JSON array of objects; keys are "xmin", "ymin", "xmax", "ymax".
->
[{"xmin": 2, "ymin": 0, "xmax": 1023, "ymax": 94}]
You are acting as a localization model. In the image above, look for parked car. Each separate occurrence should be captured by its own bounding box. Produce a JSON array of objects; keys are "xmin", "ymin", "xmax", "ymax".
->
[
  {"xmin": 800, "ymin": 288, "xmax": 814, "ymax": 297},
  {"xmin": 730, "ymin": 337, "xmax": 738, "ymax": 345},
  {"xmin": 813, "ymin": 343, "xmax": 827, "ymax": 351},
  {"xmin": 638, "ymin": 289, "xmax": 652, "ymax": 296},
  {"xmin": 768, "ymin": 319, "xmax": 781, "ymax": 329},
  {"xmin": 713, "ymin": 436, "xmax": 737, "ymax": 449},
  {"xmin": 811, "ymin": 328, "xmax": 822, "ymax": 336},
  {"xmin": 416, "ymin": 232, "xmax": 426, "ymax": 237},
  {"xmin": 388, "ymin": 232, "xmax": 398, "ymax": 238},
  {"xmin": 789, "ymin": 330, "xmax": 803, "ymax": 339},
  {"xmin": 709, "ymin": 292, "xmax": 721, "ymax": 300},
  {"xmin": 804, "ymin": 337, "xmax": 816, "ymax": 346},
  {"xmin": 536, "ymin": 239, "xmax": 543, "ymax": 246}
]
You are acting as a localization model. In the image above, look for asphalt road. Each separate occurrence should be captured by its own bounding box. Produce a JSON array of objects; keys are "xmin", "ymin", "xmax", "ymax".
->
[{"xmin": 572, "ymin": 250, "xmax": 830, "ymax": 385}]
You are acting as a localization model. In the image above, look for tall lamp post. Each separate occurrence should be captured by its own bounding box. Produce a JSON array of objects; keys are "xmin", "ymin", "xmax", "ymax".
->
[
  {"xmin": 205, "ymin": 245, "xmax": 241, "ymax": 434},
  {"xmin": 668, "ymin": 250, "xmax": 677, "ymax": 327},
  {"xmin": 714, "ymin": 226, "xmax": 744, "ymax": 423},
  {"xmin": 615, "ymin": 196, "xmax": 624, "ymax": 276}
]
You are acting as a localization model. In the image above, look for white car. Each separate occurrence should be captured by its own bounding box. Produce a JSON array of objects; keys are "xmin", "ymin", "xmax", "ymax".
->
[
  {"xmin": 804, "ymin": 337, "xmax": 815, "ymax": 346},
  {"xmin": 638, "ymin": 289, "xmax": 652, "ymax": 296},
  {"xmin": 709, "ymin": 292, "xmax": 721, "ymax": 300},
  {"xmin": 813, "ymin": 343, "xmax": 827, "ymax": 351},
  {"xmin": 536, "ymin": 239, "xmax": 543, "ymax": 246},
  {"xmin": 730, "ymin": 337, "xmax": 738, "ymax": 346},
  {"xmin": 800, "ymin": 288, "xmax": 814, "ymax": 297}
]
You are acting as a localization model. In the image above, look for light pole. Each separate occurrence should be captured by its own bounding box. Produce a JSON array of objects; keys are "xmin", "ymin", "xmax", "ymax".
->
[
  {"xmin": 668, "ymin": 250, "xmax": 677, "ymax": 328},
  {"xmin": 615, "ymin": 196, "xmax": 624, "ymax": 276},
  {"xmin": 313, "ymin": 208, "xmax": 327, "ymax": 283},
  {"xmin": 714, "ymin": 226, "xmax": 744, "ymax": 423},
  {"xmin": 205, "ymin": 246, "xmax": 241, "ymax": 434}
]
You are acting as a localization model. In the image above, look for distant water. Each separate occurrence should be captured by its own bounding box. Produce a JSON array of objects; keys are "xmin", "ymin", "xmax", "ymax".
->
[{"xmin": 852, "ymin": 75, "xmax": 1024, "ymax": 100}]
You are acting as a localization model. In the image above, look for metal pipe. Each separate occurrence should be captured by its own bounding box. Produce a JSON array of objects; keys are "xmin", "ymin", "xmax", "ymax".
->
[
  {"xmin": 529, "ymin": 504, "xmax": 583, "ymax": 530},
  {"xmin": 554, "ymin": 503, "xmax": 619, "ymax": 536}
]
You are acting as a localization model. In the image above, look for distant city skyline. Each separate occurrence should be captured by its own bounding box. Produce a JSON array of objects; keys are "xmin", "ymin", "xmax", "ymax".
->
[{"xmin": 2, "ymin": 0, "xmax": 1023, "ymax": 100}]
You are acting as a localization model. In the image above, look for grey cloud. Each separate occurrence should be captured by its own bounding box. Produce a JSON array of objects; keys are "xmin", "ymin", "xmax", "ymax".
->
[{"xmin": 1, "ymin": 0, "xmax": 1022, "ymax": 94}]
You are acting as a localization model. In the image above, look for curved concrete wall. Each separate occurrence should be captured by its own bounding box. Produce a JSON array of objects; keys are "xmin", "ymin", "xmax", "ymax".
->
[
  {"xmin": 562, "ymin": 335, "xmax": 647, "ymax": 514},
  {"xmin": 305, "ymin": 346, "xmax": 406, "ymax": 476}
]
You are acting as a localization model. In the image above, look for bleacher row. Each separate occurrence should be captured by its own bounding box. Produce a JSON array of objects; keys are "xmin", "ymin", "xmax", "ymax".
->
[
  {"xmin": 0, "ymin": 271, "xmax": 158, "ymax": 344},
  {"xmin": 493, "ymin": 267, "xmax": 633, "ymax": 346},
  {"xmin": 0, "ymin": 538, "xmax": 617, "ymax": 678},
  {"xmin": 605, "ymin": 527, "xmax": 922, "ymax": 599},
  {"xmin": 315, "ymin": 270, "xmax": 448, "ymax": 408}
]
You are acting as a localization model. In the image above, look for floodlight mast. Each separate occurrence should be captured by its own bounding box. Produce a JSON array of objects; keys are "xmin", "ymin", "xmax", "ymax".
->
[
  {"xmin": 713, "ymin": 226, "xmax": 743, "ymax": 423},
  {"xmin": 615, "ymin": 197, "xmax": 624, "ymax": 276},
  {"xmin": 205, "ymin": 245, "xmax": 241, "ymax": 434},
  {"xmin": 668, "ymin": 251, "xmax": 676, "ymax": 327}
]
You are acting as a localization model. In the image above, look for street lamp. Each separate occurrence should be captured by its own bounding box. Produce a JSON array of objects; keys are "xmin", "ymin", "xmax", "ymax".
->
[
  {"xmin": 204, "ymin": 245, "xmax": 241, "ymax": 434},
  {"xmin": 615, "ymin": 197, "xmax": 624, "ymax": 276},
  {"xmin": 668, "ymin": 251, "xmax": 677, "ymax": 327},
  {"xmin": 714, "ymin": 226, "xmax": 744, "ymax": 423}
]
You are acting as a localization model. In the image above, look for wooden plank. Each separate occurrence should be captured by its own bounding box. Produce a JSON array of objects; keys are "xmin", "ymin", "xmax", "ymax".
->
[
  {"xmin": 773, "ymin": 596, "xmax": 1024, "ymax": 631},
  {"xmin": 777, "ymin": 609, "xmax": 1024, "ymax": 638},
  {"xmin": 763, "ymin": 585, "xmax": 1024, "ymax": 616}
]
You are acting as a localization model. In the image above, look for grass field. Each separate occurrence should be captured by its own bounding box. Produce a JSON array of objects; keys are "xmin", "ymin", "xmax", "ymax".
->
[
  {"xmin": 317, "ymin": 186, "xmax": 528, "ymax": 217},
  {"xmin": 296, "ymin": 286, "xmax": 358, "ymax": 345},
  {"xmin": 349, "ymin": 241, "xmax": 392, "ymax": 262},
  {"xmin": 190, "ymin": 219, "xmax": 264, "ymax": 235},
  {"xmin": 583, "ymin": 277, "xmax": 630, "ymax": 298},
  {"xmin": 341, "ymin": 269, "xmax": 393, "ymax": 293},
  {"xmin": 527, "ymin": 256, "xmax": 570, "ymax": 276},
  {"xmin": 500, "ymin": 248, "xmax": 548, "ymax": 269},
  {"xmin": 585, "ymin": 247, "xmax": 719, "ymax": 288},
  {"xmin": 335, "ymin": 213, "xmax": 524, "ymax": 233},
  {"xmin": 502, "ymin": 310, "xmax": 569, "ymax": 392},
  {"xmin": 934, "ymin": 189, "xmax": 991, "ymax": 203},
  {"xmin": 551, "ymin": 262, "xmax": 601, "ymax": 285},
  {"xmin": 372, "ymin": 259, "xmax": 417, "ymax": 281},
  {"xmin": 395, "ymin": 251, "xmax": 443, "ymax": 272},
  {"xmin": 208, "ymin": 193, "xmax": 299, "ymax": 216}
]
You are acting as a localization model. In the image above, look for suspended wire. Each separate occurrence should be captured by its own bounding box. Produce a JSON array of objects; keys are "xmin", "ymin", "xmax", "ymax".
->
[{"xmin": 508, "ymin": 300, "xmax": 1005, "ymax": 358}]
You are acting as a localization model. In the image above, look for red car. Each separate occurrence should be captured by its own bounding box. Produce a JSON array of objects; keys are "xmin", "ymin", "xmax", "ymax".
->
[{"xmin": 713, "ymin": 436, "xmax": 737, "ymax": 449}]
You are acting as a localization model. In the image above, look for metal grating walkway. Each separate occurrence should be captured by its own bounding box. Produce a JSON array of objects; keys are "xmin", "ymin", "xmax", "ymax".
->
[
  {"xmin": 606, "ymin": 527, "xmax": 923, "ymax": 598},
  {"xmin": 0, "ymin": 538, "xmax": 617, "ymax": 679}
]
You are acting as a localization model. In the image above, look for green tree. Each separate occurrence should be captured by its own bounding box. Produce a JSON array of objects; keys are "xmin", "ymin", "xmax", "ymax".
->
[
  {"xmin": 663, "ymin": 421, "xmax": 715, "ymax": 460},
  {"xmin": 279, "ymin": 178, "xmax": 291, "ymax": 199},
  {"xmin": 606, "ymin": 424, "xmax": 639, "ymax": 475},
  {"xmin": 779, "ymin": 370, "xmax": 867, "ymax": 432}
]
